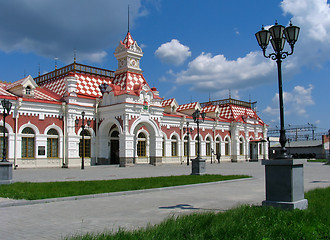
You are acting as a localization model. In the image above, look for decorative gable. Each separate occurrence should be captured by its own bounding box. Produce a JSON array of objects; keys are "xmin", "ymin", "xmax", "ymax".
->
[
  {"xmin": 177, "ymin": 102, "xmax": 201, "ymax": 116},
  {"xmin": 162, "ymin": 98, "xmax": 179, "ymax": 113},
  {"xmin": 5, "ymin": 75, "xmax": 38, "ymax": 98},
  {"xmin": 202, "ymin": 104, "xmax": 220, "ymax": 119}
]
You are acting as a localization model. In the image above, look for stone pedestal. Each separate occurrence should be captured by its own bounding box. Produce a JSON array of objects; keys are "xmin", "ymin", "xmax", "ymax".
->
[
  {"xmin": 0, "ymin": 161, "xmax": 13, "ymax": 185},
  {"xmin": 191, "ymin": 158, "xmax": 206, "ymax": 175},
  {"xmin": 262, "ymin": 159, "xmax": 308, "ymax": 210}
]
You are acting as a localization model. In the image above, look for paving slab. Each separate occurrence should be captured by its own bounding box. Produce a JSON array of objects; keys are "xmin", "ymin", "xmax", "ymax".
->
[{"xmin": 0, "ymin": 162, "xmax": 328, "ymax": 240}]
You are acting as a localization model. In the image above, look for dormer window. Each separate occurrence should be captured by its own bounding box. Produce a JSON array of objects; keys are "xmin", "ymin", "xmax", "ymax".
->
[
  {"xmin": 171, "ymin": 105, "xmax": 176, "ymax": 112},
  {"xmin": 25, "ymin": 86, "xmax": 31, "ymax": 95}
]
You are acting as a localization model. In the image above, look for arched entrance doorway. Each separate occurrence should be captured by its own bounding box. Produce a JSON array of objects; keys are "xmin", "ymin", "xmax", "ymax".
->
[
  {"xmin": 109, "ymin": 129, "xmax": 119, "ymax": 164},
  {"xmin": 249, "ymin": 141, "xmax": 258, "ymax": 161}
]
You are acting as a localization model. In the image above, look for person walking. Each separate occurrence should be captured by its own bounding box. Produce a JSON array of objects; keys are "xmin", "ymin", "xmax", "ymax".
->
[{"xmin": 216, "ymin": 151, "xmax": 221, "ymax": 164}]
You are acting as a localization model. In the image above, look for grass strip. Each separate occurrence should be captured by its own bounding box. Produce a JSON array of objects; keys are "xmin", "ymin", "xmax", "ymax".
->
[
  {"xmin": 0, "ymin": 174, "xmax": 249, "ymax": 200},
  {"xmin": 66, "ymin": 187, "xmax": 330, "ymax": 240},
  {"xmin": 307, "ymin": 159, "xmax": 328, "ymax": 163}
]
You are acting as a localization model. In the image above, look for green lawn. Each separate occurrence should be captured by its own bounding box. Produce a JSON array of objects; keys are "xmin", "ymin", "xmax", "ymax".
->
[
  {"xmin": 0, "ymin": 174, "xmax": 249, "ymax": 200},
  {"xmin": 307, "ymin": 159, "xmax": 328, "ymax": 163},
  {"xmin": 66, "ymin": 187, "xmax": 330, "ymax": 240}
]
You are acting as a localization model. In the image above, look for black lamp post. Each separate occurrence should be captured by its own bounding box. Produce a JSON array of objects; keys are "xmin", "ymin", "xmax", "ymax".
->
[
  {"xmin": 191, "ymin": 109, "xmax": 206, "ymax": 175},
  {"xmin": 183, "ymin": 122, "xmax": 193, "ymax": 165},
  {"xmin": 192, "ymin": 109, "xmax": 206, "ymax": 160},
  {"xmin": 1, "ymin": 99, "xmax": 12, "ymax": 162},
  {"xmin": 255, "ymin": 21, "xmax": 300, "ymax": 159},
  {"xmin": 75, "ymin": 111, "xmax": 91, "ymax": 169}
]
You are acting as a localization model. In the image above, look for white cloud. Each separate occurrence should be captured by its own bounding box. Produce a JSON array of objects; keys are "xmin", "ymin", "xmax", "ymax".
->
[
  {"xmin": 263, "ymin": 84, "xmax": 314, "ymax": 117},
  {"xmin": 155, "ymin": 39, "xmax": 192, "ymax": 66},
  {"xmin": 176, "ymin": 51, "xmax": 275, "ymax": 91},
  {"xmin": 173, "ymin": 0, "xmax": 330, "ymax": 94},
  {"xmin": 281, "ymin": 0, "xmax": 330, "ymax": 68},
  {"xmin": 0, "ymin": 0, "xmax": 147, "ymax": 63},
  {"xmin": 79, "ymin": 51, "xmax": 108, "ymax": 64}
]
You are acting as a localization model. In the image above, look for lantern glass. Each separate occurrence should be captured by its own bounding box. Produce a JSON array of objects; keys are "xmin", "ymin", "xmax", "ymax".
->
[
  {"xmin": 75, "ymin": 119, "xmax": 79, "ymax": 126},
  {"xmin": 1, "ymin": 99, "xmax": 6, "ymax": 110},
  {"xmin": 193, "ymin": 110, "xmax": 199, "ymax": 121},
  {"xmin": 255, "ymin": 29, "xmax": 270, "ymax": 48},
  {"xmin": 270, "ymin": 38, "xmax": 286, "ymax": 52},
  {"xmin": 201, "ymin": 112, "xmax": 206, "ymax": 119},
  {"xmin": 7, "ymin": 101, "xmax": 12, "ymax": 112},
  {"xmin": 1, "ymin": 99, "xmax": 12, "ymax": 113},
  {"xmin": 284, "ymin": 25, "xmax": 300, "ymax": 44},
  {"xmin": 87, "ymin": 119, "xmax": 91, "ymax": 126},
  {"xmin": 269, "ymin": 24, "xmax": 285, "ymax": 41}
]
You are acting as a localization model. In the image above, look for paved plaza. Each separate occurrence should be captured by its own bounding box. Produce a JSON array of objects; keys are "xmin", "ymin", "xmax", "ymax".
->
[{"xmin": 0, "ymin": 161, "xmax": 329, "ymax": 240}]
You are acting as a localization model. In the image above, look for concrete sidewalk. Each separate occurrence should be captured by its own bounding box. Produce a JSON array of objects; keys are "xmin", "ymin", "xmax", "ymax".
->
[{"xmin": 0, "ymin": 162, "xmax": 329, "ymax": 240}]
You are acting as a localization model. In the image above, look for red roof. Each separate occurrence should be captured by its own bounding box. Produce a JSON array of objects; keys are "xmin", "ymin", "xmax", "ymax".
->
[
  {"xmin": 40, "ymin": 73, "xmax": 112, "ymax": 98},
  {"xmin": 219, "ymin": 104, "xmax": 264, "ymax": 125},
  {"xmin": 162, "ymin": 98, "xmax": 175, "ymax": 107},
  {"xmin": 177, "ymin": 102, "xmax": 198, "ymax": 112},
  {"xmin": 39, "ymin": 78, "xmax": 66, "ymax": 97},
  {"xmin": 202, "ymin": 105, "xmax": 218, "ymax": 113},
  {"xmin": 0, "ymin": 83, "xmax": 16, "ymax": 97},
  {"xmin": 0, "ymin": 79, "xmax": 60, "ymax": 102}
]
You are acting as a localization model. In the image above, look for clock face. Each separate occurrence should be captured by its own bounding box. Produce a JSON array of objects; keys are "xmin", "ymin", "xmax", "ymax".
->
[
  {"xmin": 131, "ymin": 60, "xmax": 136, "ymax": 66},
  {"xmin": 120, "ymin": 60, "xmax": 125, "ymax": 67}
]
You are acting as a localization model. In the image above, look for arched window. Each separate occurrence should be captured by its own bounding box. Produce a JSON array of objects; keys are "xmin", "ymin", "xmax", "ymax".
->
[
  {"xmin": 259, "ymin": 142, "xmax": 263, "ymax": 155},
  {"xmin": 79, "ymin": 130, "xmax": 91, "ymax": 158},
  {"xmin": 137, "ymin": 132, "xmax": 146, "ymax": 157},
  {"xmin": 25, "ymin": 86, "xmax": 31, "ymax": 95},
  {"xmin": 111, "ymin": 130, "xmax": 119, "ymax": 138},
  {"xmin": 215, "ymin": 136, "xmax": 221, "ymax": 155},
  {"xmin": 206, "ymin": 136, "xmax": 211, "ymax": 156},
  {"xmin": 47, "ymin": 129, "xmax": 58, "ymax": 158},
  {"xmin": 224, "ymin": 137, "xmax": 230, "ymax": 156},
  {"xmin": 22, "ymin": 127, "xmax": 35, "ymax": 158},
  {"xmin": 239, "ymin": 137, "xmax": 244, "ymax": 155},
  {"xmin": 184, "ymin": 135, "xmax": 188, "ymax": 157},
  {"xmin": 171, "ymin": 135, "xmax": 177, "ymax": 156},
  {"xmin": 0, "ymin": 126, "xmax": 8, "ymax": 159}
]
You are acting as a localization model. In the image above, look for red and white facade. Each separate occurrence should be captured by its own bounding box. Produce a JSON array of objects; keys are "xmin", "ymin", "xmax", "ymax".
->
[{"xmin": 0, "ymin": 32, "xmax": 268, "ymax": 168}]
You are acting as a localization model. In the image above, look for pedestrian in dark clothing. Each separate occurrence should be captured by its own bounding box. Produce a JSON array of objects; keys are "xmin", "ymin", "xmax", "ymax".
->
[{"xmin": 216, "ymin": 151, "xmax": 221, "ymax": 163}]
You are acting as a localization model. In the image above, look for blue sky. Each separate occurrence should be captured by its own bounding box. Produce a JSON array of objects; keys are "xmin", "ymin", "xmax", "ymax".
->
[{"xmin": 0, "ymin": 0, "xmax": 329, "ymax": 134}]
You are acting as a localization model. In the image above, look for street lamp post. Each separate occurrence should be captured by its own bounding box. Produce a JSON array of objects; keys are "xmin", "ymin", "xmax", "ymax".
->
[
  {"xmin": 75, "ymin": 111, "xmax": 91, "ymax": 170},
  {"xmin": 191, "ymin": 109, "xmax": 206, "ymax": 175},
  {"xmin": 192, "ymin": 109, "xmax": 206, "ymax": 159},
  {"xmin": 1, "ymin": 99, "xmax": 12, "ymax": 162},
  {"xmin": 255, "ymin": 21, "xmax": 300, "ymax": 159},
  {"xmin": 0, "ymin": 99, "xmax": 13, "ymax": 185},
  {"xmin": 183, "ymin": 122, "xmax": 193, "ymax": 166},
  {"xmin": 256, "ymin": 22, "xmax": 308, "ymax": 210}
]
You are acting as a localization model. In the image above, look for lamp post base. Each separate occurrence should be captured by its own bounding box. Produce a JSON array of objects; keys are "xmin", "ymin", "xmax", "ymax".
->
[
  {"xmin": 261, "ymin": 159, "xmax": 308, "ymax": 210},
  {"xmin": 191, "ymin": 158, "xmax": 206, "ymax": 175},
  {"xmin": 262, "ymin": 199, "xmax": 308, "ymax": 210},
  {"xmin": 0, "ymin": 161, "xmax": 13, "ymax": 185}
]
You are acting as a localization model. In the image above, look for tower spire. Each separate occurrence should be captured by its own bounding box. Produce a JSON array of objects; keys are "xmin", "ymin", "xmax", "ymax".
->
[{"xmin": 128, "ymin": 5, "xmax": 130, "ymax": 32}]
